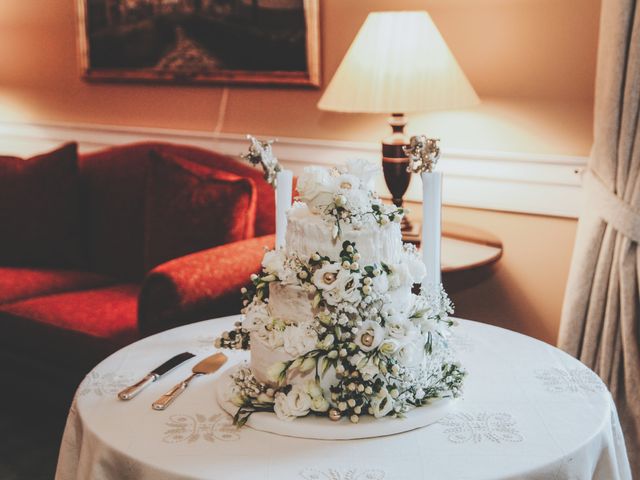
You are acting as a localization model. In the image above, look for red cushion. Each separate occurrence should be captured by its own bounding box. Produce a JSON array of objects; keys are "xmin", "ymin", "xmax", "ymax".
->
[
  {"xmin": 149, "ymin": 143, "xmax": 275, "ymax": 237},
  {"xmin": 0, "ymin": 284, "xmax": 140, "ymax": 370},
  {"xmin": 144, "ymin": 151, "xmax": 257, "ymax": 271},
  {"xmin": 0, "ymin": 143, "xmax": 85, "ymax": 268},
  {"xmin": 79, "ymin": 142, "xmax": 272, "ymax": 280},
  {"xmin": 0, "ymin": 267, "xmax": 114, "ymax": 304}
]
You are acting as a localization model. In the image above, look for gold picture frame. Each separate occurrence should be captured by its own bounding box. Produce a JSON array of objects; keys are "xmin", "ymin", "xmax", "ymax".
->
[{"xmin": 76, "ymin": 0, "xmax": 320, "ymax": 87}]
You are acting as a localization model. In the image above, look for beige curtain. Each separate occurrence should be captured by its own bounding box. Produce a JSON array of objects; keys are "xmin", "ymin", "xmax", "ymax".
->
[{"xmin": 558, "ymin": 0, "xmax": 640, "ymax": 476}]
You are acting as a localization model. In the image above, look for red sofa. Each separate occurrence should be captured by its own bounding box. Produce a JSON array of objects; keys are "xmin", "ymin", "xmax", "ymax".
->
[{"xmin": 0, "ymin": 142, "xmax": 275, "ymax": 390}]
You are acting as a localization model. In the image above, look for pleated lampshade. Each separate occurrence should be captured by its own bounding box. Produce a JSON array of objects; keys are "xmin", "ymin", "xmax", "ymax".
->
[{"xmin": 318, "ymin": 11, "xmax": 479, "ymax": 114}]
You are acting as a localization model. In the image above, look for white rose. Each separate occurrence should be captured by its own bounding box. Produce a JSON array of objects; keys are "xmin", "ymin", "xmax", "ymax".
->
[
  {"xmin": 370, "ymin": 391, "xmax": 394, "ymax": 418},
  {"xmin": 395, "ymin": 340, "xmax": 423, "ymax": 368},
  {"xmin": 312, "ymin": 263, "xmax": 342, "ymax": 291},
  {"xmin": 261, "ymin": 249, "xmax": 287, "ymax": 278},
  {"xmin": 385, "ymin": 317, "xmax": 418, "ymax": 343},
  {"xmin": 405, "ymin": 254, "xmax": 426, "ymax": 284},
  {"xmin": 297, "ymin": 167, "xmax": 337, "ymax": 212},
  {"xmin": 273, "ymin": 385, "xmax": 312, "ymax": 421},
  {"xmin": 372, "ymin": 273, "xmax": 389, "ymax": 294},
  {"xmin": 324, "ymin": 270, "xmax": 361, "ymax": 306},
  {"xmin": 354, "ymin": 320, "xmax": 385, "ymax": 352},
  {"xmin": 379, "ymin": 338, "xmax": 401, "ymax": 356},
  {"xmin": 273, "ymin": 392, "xmax": 295, "ymax": 421},
  {"xmin": 342, "ymin": 188, "xmax": 370, "ymax": 213},
  {"xmin": 336, "ymin": 173, "xmax": 361, "ymax": 191},
  {"xmin": 344, "ymin": 158, "xmax": 380, "ymax": 189},
  {"xmin": 360, "ymin": 357, "xmax": 380, "ymax": 381},
  {"xmin": 282, "ymin": 325, "xmax": 318, "ymax": 357},
  {"xmin": 387, "ymin": 262, "xmax": 412, "ymax": 289},
  {"xmin": 243, "ymin": 300, "xmax": 269, "ymax": 330}
]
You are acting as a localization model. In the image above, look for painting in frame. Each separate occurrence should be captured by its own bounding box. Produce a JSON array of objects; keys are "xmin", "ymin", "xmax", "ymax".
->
[{"xmin": 76, "ymin": 0, "xmax": 320, "ymax": 87}]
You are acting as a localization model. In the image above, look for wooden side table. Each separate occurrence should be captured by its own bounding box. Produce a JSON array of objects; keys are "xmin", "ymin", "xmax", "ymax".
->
[{"xmin": 403, "ymin": 221, "xmax": 503, "ymax": 273}]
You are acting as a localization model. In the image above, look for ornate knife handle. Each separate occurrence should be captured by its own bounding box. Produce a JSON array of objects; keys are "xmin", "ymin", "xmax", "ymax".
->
[
  {"xmin": 118, "ymin": 374, "xmax": 157, "ymax": 401},
  {"xmin": 152, "ymin": 373, "xmax": 199, "ymax": 411}
]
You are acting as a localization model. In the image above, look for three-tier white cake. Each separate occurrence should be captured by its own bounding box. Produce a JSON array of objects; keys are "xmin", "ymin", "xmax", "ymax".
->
[{"xmin": 216, "ymin": 159, "xmax": 464, "ymax": 425}]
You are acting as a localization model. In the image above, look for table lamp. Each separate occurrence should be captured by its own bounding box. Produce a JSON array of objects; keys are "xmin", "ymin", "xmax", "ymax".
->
[{"xmin": 318, "ymin": 11, "xmax": 479, "ymax": 233}]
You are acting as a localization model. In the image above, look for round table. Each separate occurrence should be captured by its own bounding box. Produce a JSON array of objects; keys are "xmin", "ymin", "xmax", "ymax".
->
[{"xmin": 55, "ymin": 316, "xmax": 631, "ymax": 480}]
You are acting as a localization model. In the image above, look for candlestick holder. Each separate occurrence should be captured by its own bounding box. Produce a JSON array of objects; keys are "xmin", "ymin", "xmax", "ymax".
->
[{"xmin": 382, "ymin": 113, "xmax": 413, "ymax": 233}]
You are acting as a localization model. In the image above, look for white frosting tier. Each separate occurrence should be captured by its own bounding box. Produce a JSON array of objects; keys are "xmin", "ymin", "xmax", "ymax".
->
[
  {"xmin": 250, "ymin": 332, "xmax": 336, "ymax": 396},
  {"xmin": 286, "ymin": 202, "xmax": 403, "ymax": 265},
  {"xmin": 268, "ymin": 283, "xmax": 315, "ymax": 325}
]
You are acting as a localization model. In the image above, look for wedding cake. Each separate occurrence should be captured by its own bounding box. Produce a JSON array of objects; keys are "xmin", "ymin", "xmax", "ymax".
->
[{"xmin": 216, "ymin": 159, "xmax": 464, "ymax": 425}]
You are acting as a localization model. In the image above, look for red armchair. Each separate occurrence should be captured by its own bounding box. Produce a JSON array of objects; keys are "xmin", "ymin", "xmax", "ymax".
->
[{"xmin": 0, "ymin": 142, "xmax": 276, "ymax": 390}]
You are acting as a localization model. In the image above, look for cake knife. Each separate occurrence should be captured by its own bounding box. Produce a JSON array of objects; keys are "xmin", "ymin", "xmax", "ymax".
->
[
  {"xmin": 118, "ymin": 352, "xmax": 195, "ymax": 401},
  {"xmin": 152, "ymin": 352, "xmax": 228, "ymax": 410}
]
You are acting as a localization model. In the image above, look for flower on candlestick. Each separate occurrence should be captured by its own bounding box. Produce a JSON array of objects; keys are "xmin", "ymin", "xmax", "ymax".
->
[
  {"xmin": 241, "ymin": 134, "xmax": 281, "ymax": 187},
  {"xmin": 404, "ymin": 135, "xmax": 441, "ymax": 173}
]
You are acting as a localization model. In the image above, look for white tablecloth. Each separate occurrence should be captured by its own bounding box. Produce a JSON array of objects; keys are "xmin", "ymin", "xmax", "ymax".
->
[{"xmin": 55, "ymin": 316, "xmax": 632, "ymax": 480}]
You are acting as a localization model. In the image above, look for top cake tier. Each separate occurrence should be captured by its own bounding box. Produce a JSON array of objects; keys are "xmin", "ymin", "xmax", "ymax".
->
[
  {"xmin": 286, "ymin": 202, "xmax": 403, "ymax": 265},
  {"xmin": 286, "ymin": 159, "xmax": 404, "ymax": 265}
]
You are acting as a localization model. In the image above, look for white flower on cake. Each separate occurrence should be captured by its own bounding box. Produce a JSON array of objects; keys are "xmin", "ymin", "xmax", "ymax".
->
[
  {"xmin": 282, "ymin": 324, "xmax": 318, "ymax": 357},
  {"xmin": 305, "ymin": 380, "xmax": 330, "ymax": 412},
  {"xmin": 339, "ymin": 188, "xmax": 370, "ymax": 215},
  {"xmin": 405, "ymin": 254, "xmax": 427, "ymax": 284},
  {"xmin": 370, "ymin": 390, "xmax": 394, "ymax": 418},
  {"xmin": 323, "ymin": 270, "xmax": 361, "ymax": 305},
  {"xmin": 359, "ymin": 357, "xmax": 381, "ymax": 381},
  {"xmin": 395, "ymin": 341, "xmax": 423, "ymax": 368},
  {"xmin": 242, "ymin": 299, "xmax": 270, "ymax": 331},
  {"xmin": 311, "ymin": 395, "xmax": 330, "ymax": 413},
  {"xmin": 266, "ymin": 361, "xmax": 287, "ymax": 384},
  {"xmin": 336, "ymin": 173, "xmax": 361, "ymax": 191},
  {"xmin": 354, "ymin": 320, "xmax": 385, "ymax": 352},
  {"xmin": 371, "ymin": 272, "xmax": 389, "ymax": 294},
  {"xmin": 297, "ymin": 167, "xmax": 337, "ymax": 213},
  {"xmin": 261, "ymin": 249, "xmax": 288, "ymax": 280},
  {"xmin": 311, "ymin": 263, "xmax": 342, "ymax": 291},
  {"xmin": 274, "ymin": 385, "xmax": 312, "ymax": 421},
  {"xmin": 344, "ymin": 158, "xmax": 380, "ymax": 189},
  {"xmin": 385, "ymin": 317, "xmax": 419, "ymax": 344},
  {"xmin": 379, "ymin": 338, "xmax": 401, "ymax": 356}
]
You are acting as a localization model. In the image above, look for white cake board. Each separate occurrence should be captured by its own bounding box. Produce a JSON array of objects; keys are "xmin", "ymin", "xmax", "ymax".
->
[{"xmin": 214, "ymin": 364, "xmax": 456, "ymax": 440}]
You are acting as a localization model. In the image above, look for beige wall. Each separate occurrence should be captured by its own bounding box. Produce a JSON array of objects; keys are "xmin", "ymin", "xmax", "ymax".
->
[
  {"xmin": 0, "ymin": 0, "xmax": 599, "ymax": 153},
  {"xmin": 443, "ymin": 207, "xmax": 577, "ymax": 345},
  {"xmin": 0, "ymin": 0, "xmax": 597, "ymax": 344}
]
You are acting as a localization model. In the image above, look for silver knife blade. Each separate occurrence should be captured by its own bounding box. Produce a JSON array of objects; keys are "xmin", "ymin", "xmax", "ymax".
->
[{"xmin": 118, "ymin": 352, "xmax": 195, "ymax": 401}]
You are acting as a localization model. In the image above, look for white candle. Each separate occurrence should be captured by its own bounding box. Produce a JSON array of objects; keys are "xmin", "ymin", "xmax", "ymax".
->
[
  {"xmin": 275, "ymin": 169, "xmax": 293, "ymax": 249},
  {"xmin": 421, "ymin": 171, "xmax": 442, "ymax": 291}
]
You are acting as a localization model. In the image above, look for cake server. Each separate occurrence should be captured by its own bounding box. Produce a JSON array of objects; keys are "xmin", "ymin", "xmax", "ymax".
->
[
  {"xmin": 118, "ymin": 352, "xmax": 195, "ymax": 401},
  {"xmin": 152, "ymin": 352, "xmax": 228, "ymax": 411}
]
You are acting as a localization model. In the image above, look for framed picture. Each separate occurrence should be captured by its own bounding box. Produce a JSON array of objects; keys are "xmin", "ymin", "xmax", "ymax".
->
[{"xmin": 76, "ymin": 0, "xmax": 321, "ymax": 87}]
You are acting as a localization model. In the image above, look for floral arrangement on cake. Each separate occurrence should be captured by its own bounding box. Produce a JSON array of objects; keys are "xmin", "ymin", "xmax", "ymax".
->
[
  {"xmin": 295, "ymin": 159, "xmax": 402, "ymax": 239},
  {"xmin": 215, "ymin": 159, "xmax": 466, "ymax": 426}
]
